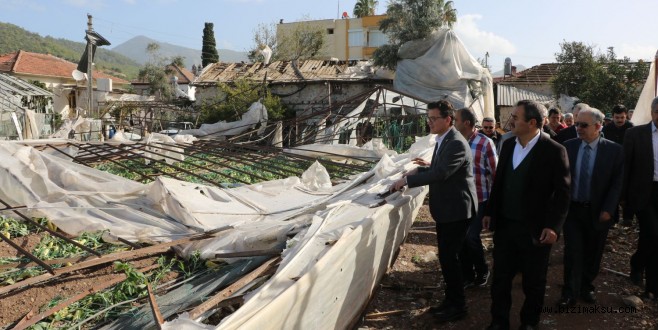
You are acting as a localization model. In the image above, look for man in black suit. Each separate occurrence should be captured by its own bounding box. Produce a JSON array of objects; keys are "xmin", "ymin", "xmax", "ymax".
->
[
  {"xmin": 622, "ymin": 96, "xmax": 658, "ymax": 299},
  {"xmin": 558, "ymin": 108, "xmax": 623, "ymax": 307},
  {"xmin": 555, "ymin": 103, "xmax": 589, "ymax": 145},
  {"xmin": 391, "ymin": 100, "xmax": 477, "ymax": 322},
  {"xmin": 483, "ymin": 100, "xmax": 571, "ymax": 330}
]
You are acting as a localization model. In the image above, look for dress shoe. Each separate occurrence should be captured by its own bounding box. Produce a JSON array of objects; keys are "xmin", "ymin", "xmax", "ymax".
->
[
  {"xmin": 518, "ymin": 324, "xmax": 538, "ymax": 330},
  {"xmin": 428, "ymin": 301, "xmax": 451, "ymax": 313},
  {"xmin": 485, "ymin": 323, "xmax": 510, "ymax": 330},
  {"xmin": 556, "ymin": 296, "xmax": 576, "ymax": 308},
  {"xmin": 580, "ymin": 291, "xmax": 597, "ymax": 304},
  {"xmin": 630, "ymin": 267, "xmax": 643, "ymax": 286},
  {"xmin": 433, "ymin": 305, "xmax": 467, "ymax": 323}
]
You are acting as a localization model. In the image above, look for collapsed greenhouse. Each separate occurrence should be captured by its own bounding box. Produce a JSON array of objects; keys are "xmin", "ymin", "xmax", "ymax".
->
[{"xmin": 0, "ymin": 86, "xmax": 449, "ymax": 329}]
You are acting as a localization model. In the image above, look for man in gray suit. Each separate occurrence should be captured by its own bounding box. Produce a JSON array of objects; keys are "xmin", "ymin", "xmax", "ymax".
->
[
  {"xmin": 391, "ymin": 100, "xmax": 477, "ymax": 322},
  {"xmin": 558, "ymin": 108, "xmax": 623, "ymax": 307}
]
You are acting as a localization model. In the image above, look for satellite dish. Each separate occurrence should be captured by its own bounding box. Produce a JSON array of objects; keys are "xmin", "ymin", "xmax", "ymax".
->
[{"xmin": 72, "ymin": 70, "xmax": 87, "ymax": 81}]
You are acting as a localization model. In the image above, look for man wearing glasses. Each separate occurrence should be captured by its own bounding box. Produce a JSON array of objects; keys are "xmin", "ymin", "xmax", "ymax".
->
[
  {"xmin": 558, "ymin": 108, "xmax": 623, "ymax": 308},
  {"xmin": 480, "ymin": 117, "xmax": 502, "ymax": 149},
  {"xmin": 390, "ymin": 100, "xmax": 477, "ymax": 323},
  {"xmin": 622, "ymin": 96, "xmax": 658, "ymax": 301}
]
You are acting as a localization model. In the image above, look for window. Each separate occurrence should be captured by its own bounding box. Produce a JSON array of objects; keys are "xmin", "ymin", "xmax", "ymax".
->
[
  {"xmin": 368, "ymin": 30, "xmax": 389, "ymax": 47},
  {"xmin": 348, "ymin": 29, "xmax": 364, "ymax": 47},
  {"xmin": 327, "ymin": 28, "xmax": 334, "ymax": 35}
]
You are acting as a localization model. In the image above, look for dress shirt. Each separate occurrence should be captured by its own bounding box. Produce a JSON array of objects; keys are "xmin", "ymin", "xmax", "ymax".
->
[
  {"xmin": 572, "ymin": 137, "xmax": 599, "ymax": 201},
  {"xmin": 512, "ymin": 130, "xmax": 541, "ymax": 169}
]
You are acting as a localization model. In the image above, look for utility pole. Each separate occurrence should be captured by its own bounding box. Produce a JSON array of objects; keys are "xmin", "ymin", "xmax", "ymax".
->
[
  {"xmin": 485, "ymin": 51, "xmax": 490, "ymax": 69},
  {"xmin": 86, "ymin": 14, "xmax": 94, "ymax": 118}
]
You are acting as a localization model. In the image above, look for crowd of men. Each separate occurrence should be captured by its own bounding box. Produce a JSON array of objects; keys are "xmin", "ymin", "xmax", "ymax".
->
[{"xmin": 390, "ymin": 97, "xmax": 658, "ymax": 329}]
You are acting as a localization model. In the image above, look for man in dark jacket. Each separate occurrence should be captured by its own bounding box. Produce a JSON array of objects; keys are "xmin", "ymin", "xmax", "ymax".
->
[
  {"xmin": 602, "ymin": 104, "xmax": 634, "ymax": 145},
  {"xmin": 483, "ymin": 100, "xmax": 570, "ymax": 330},
  {"xmin": 391, "ymin": 100, "xmax": 477, "ymax": 323}
]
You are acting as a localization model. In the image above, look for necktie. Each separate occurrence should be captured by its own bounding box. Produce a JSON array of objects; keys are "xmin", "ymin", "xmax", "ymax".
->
[{"xmin": 578, "ymin": 145, "xmax": 591, "ymax": 201}]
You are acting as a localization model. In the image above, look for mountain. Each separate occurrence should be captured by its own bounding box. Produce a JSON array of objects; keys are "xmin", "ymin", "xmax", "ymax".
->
[
  {"xmin": 491, "ymin": 64, "xmax": 527, "ymax": 78},
  {"xmin": 112, "ymin": 36, "xmax": 249, "ymax": 68},
  {"xmin": 0, "ymin": 21, "xmax": 141, "ymax": 79}
]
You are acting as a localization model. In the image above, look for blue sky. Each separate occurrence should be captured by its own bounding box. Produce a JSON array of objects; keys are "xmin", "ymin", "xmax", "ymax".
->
[{"xmin": 1, "ymin": 0, "xmax": 656, "ymax": 72}]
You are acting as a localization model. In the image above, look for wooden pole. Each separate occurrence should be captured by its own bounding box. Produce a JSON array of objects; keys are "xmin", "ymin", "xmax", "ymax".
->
[{"xmin": 86, "ymin": 14, "xmax": 94, "ymax": 119}]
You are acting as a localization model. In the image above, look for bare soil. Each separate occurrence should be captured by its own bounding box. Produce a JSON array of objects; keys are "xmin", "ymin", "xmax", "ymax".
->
[{"xmin": 359, "ymin": 202, "xmax": 658, "ymax": 330}]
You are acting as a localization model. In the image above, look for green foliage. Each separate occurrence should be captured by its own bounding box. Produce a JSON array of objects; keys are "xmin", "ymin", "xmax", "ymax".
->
[
  {"xmin": 374, "ymin": 0, "xmax": 457, "ymax": 69},
  {"xmin": 199, "ymin": 78, "xmax": 289, "ymax": 123},
  {"xmin": 354, "ymin": 0, "xmax": 379, "ymax": 17},
  {"xmin": 277, "ymin": 19, "xmax": 325, "ymax": 61},
  {"xmin": 551, "ymin": 42, "xmax": 649, "ymax": 113},
  {"xmin": 248, "ymin": 23, "xmax": 279, "ymax": 63},
  {"xmin": 202, "ymin": 22, "xmax": 220, "ymax": 67},
  {"xmin": 0, "ymin": 22, "xmax": 140, "ymax": 79}
]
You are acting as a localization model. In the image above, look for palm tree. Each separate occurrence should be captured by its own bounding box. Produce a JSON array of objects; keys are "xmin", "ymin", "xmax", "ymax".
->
[
  {"xmin": 440, "ymin": 1, "xmax": 457, "ymax": 28},
  {"xmin": 353, "ymin": 0, "xmax": 378, "ymax": 18}
]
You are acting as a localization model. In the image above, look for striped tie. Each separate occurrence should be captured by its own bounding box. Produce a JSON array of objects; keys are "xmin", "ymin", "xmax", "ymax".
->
[{"xmin": 578, "ymin": 145, "xmax": 591, "ymax": 201}]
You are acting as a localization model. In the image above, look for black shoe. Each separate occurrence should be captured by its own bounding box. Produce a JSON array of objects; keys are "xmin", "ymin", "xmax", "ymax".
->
[
  {"xmin": 556, "ymin": 296, "xmax": 576, "ymax": 308},
  {"xmin": 429, "ymin": 301, "xmax": 451, "ymax": 313},
  {"xmin": 486, "ymin": 323, "xmax": 510, "ymax": 330},
  {"xmin": 474, "ymin": 270, "xmax": 490, "ymax": 287},
  {"xmin": 580, "ymin": 291, "xmax": 597, "ymax": 304},
  {"xmin": 630, "ymin": 267, "xmax": 643, "ymax": 286},
  {"xmin": 433, "ymin": 305, "xmax": 467, "ymax": 323},
  {"xmin": 518, "ymin": 324, "xmax": 538, "ymax": 330}
]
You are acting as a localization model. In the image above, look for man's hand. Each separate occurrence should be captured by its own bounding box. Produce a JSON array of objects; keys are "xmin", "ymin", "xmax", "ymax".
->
[
  {"xmin": 539, "ymin": 228, "xmax": 557, "ymax": 245},
  {"xmin": 482, "ymin": 216, "xmax": 491, "ymax": 231},
  {"xmin": 389, "ymin": 177, "xmax": 406, "ymax": 193},
  {"xmin": 599, "ymin": 211, "xmax": 612, "ymax": 223},
  {"xmin": 412, "ymin": 157, "xmax": 430, "ymax": 167},
  {"xmin": 402, "ymin": 167, "xmax": 418, "ymax": 177}
]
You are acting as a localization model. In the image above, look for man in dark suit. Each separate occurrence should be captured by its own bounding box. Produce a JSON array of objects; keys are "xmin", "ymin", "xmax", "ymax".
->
[
  {"xmin": 555, "ymin": 103, "xmax": 589, "ymax": 145},
  {"xmin": 558, "ymin": 108, "xmax": 623, "ymax": 307},
  {"xmin": 391, "ymin": 100, "xmax": 477, "ymax": 322},
  {"xmin": 483, "ymin": 100, "xmax": 571, "ymax": 330},
  {"xmin": 622, "ymin": 96, "xmax": 658, "ymax": 299}
]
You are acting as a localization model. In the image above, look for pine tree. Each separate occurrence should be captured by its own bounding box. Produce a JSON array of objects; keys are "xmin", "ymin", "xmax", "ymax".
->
[{"xmin": 201, "ymin": 22, "xmax": 219, "ymax": 68}]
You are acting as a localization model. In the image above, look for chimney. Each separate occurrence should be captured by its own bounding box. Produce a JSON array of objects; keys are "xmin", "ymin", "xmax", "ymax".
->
[{"xmin": 511, "ymin": 66, "xmax": 517, "ymax": 75}]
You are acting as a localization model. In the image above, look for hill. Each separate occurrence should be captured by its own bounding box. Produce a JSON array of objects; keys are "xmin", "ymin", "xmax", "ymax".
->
[
  {"xmin": 0, "ymin": 21, "xmax": 140, "ymax": 79},
  {"xmin": 491, "ymin": 64, "xmax": 527, "ymax": 78},
  {"xmin": 112, "ymin": 36, "xmax": 249, "ymax": 67}
]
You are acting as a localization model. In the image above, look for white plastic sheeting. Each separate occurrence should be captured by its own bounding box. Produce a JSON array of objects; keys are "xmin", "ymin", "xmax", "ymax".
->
[
  {"xmin": 393, "ymin": 29, "xmax": 494, "ymax": 122},
  {"xmin": 179, "ymin": 101, "xmax": 268, "ymax": 137},
  {"xmin": 632, "ymin": 56, "xmax": 657, "ymax": 125},
  {"xmin": 284, "ymin": 138, "xmax": 397, "ymax": 163}
]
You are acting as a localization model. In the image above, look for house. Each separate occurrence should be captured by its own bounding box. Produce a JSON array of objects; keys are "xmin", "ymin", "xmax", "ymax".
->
[
  {"xmin": 496, "ymin": 63, "xmax": 559, "ymax": 96},
  {"xmin": 193, "ymin": 59, "xmax": 393, "ymax": 117},
  {"xmin": 0, "ymin": 50, "xmax": 130, "ymax": 119},
  {"xmin": 276, "ymin": 15, "xmax": 388, "ymax": 61},
  {"xmin": 131, "ymin": 64, "xmax": 196, "ymax": 101}
]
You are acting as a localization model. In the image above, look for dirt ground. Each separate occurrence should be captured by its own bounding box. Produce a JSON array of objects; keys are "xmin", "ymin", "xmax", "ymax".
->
[{"xmin": 359, "ymin": 201, "xmax": 658, "ymax": 330}]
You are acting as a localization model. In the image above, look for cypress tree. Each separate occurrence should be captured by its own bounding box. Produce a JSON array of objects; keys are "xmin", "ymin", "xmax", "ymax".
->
[{"xmin": 201, "ymin": 22, "xmax": 219, "ymax": 68}]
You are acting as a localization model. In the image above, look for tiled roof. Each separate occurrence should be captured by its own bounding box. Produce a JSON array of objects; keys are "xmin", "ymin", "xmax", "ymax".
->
[
  {"xmin": 195, "ymin": 60, "xmax": 389, "ymax": 85},
  {"xmin": 497, "ymin": 63, "xmax": 559, "ymax": 86},
  {"xmin": 497, "ymin": 84, "xmax": 553, "ymax": 106},
  {"xmin": 0, "ymin": 50, "xmax": 129, "ymax": 84}
]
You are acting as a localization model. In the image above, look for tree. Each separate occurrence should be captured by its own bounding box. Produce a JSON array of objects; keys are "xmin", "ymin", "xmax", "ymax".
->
[
  {"xmin": 248, "ymin": 23, "xmax": 279, "ymax": 63},
  {"xmin": 201, "ymin": 22, "xmax": 220, "ymax": 68},
  {"xmin": 354, "ymin": 0, "xmax": 378, "ymax": 18},
  {"xmin": 551, "ymin": 41, "xmax": 649, "ymax": 113},
  {"xmin": 373, "ymin": 0, "xmax": 457, "ymax": 69},
  {"xmin": 137, "ymin": 43, "xmax": 176, "ymax": 100},
  {"xmin": 277, "ymin": 18, "xmax": 326, "ymax": 61}
]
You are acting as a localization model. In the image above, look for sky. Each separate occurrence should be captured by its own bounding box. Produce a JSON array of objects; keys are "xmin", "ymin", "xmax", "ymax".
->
[{"xmin": 1, "ymin": 0, "xmax": 657, "ymax": 73}]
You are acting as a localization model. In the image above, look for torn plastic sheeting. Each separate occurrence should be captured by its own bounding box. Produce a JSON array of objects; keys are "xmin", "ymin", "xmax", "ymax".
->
[
  {"xmin": 284, "ymin": 139, "xmax": 396, "ymax": 163},
  {"xmin": 178, "ymin": 101, "xmax": 268, "ymax": 137},
  {"xmin": 142, "ymin": 132, "xmax": 185, "ymax": 165}
]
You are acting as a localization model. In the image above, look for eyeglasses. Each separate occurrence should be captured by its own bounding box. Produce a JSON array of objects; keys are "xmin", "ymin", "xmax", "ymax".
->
[
  {"xmin": 575, "ymin": 122, "xmax": 590, "ymax": 128},
  {"xmin": 482, "ymin": 126, "xmax": 494, "ymax": 129},
  {"xmin": 427, "ymin": 116, "xmax": 445, "ymax": 123}
]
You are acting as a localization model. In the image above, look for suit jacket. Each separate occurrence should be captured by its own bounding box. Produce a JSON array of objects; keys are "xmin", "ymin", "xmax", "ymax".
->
[
  {"xmin": 485, "ymin": 133, "xmax": 571, "ymax": 238},
  {"xmin": 555, "ymin": 125, "xmax": 577, "ymax": 145},
  {"xmin": 622, "ymin": 123, "xmax": 656, "ymax": 212},
  {"xmin": 407, "ymin": 127, "xmax": 477, "ymax": 223},
  {"xmin": 565, "ymin": 137, "xmax": 623, "ymax": 230}
]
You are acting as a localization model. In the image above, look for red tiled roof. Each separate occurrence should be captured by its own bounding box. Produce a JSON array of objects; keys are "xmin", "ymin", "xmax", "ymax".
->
[
  {"xmin": 132, "ymin": 64, "xmax": 195, "ymax": 84},
  {"xmin": 0, "ymin": 50, "xmax": 129, "ymax": 84},
  {"xmin": 497, "ymin": 63, "xmax": 559, "ymax": 85}
]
